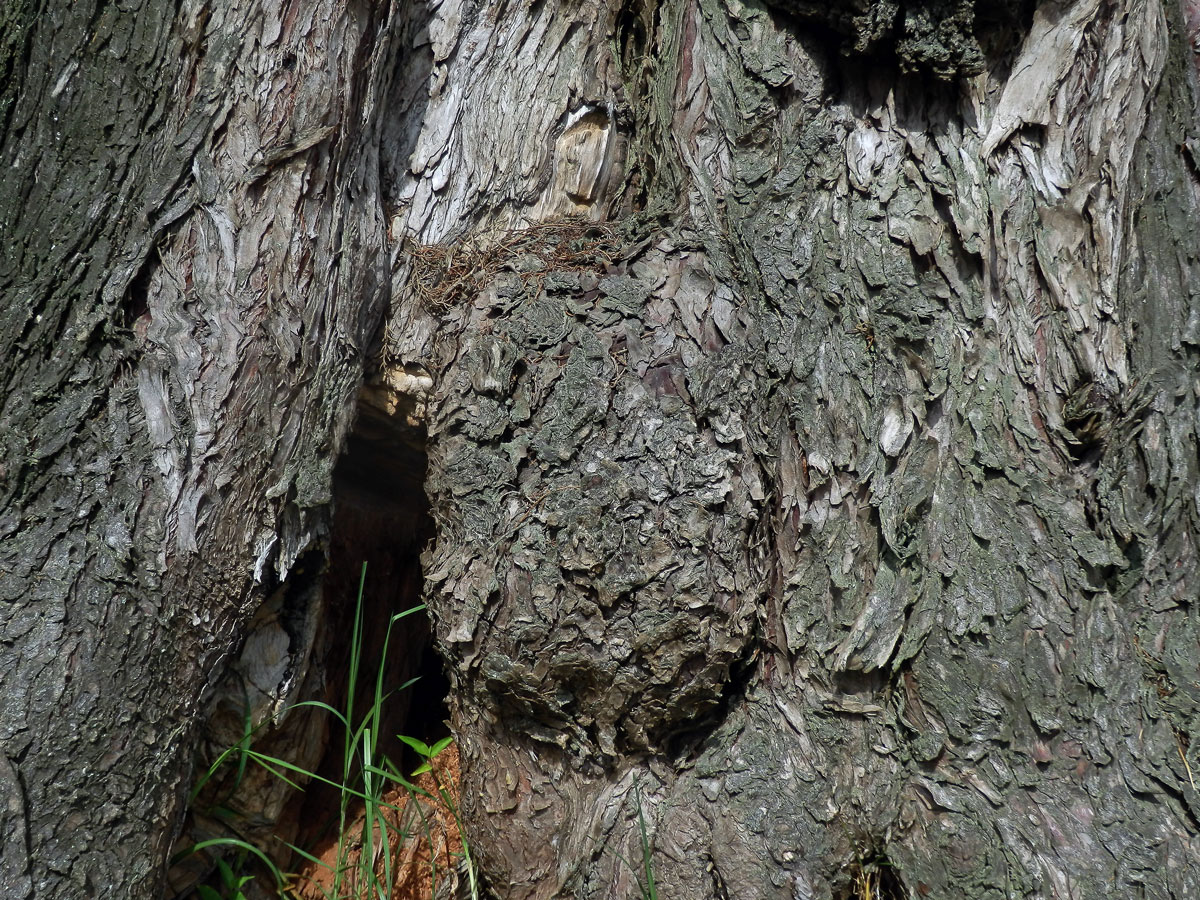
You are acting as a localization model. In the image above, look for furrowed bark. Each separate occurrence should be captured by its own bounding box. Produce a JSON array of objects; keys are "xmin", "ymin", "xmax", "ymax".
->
[
  {"xmin": 386, "ymin": 0, "xmax": 1200, "ymax": 897},
  {"xmin": 2, "ymin": 0, "xmax": 1199, "ymax": 898},
  {"xmin": 1, "ymin": 1, "xmax": 397, "ymax": 896}
]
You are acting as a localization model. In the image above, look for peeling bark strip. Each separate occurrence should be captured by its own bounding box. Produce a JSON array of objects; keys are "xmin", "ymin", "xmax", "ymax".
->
[
  {"xmin": 0, "ymin": 0, "xmax": 1198, "ymax": 898},
  {"xmin": 1, "ymin": 1, "xmax": 397, "ymax": 897},
  {"xmin": 387, "ymin": 0, "xmax": 1200, "ymax": 897}
]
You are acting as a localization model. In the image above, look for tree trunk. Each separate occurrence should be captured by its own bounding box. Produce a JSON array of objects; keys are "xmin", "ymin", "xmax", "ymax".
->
[
  {"xmin": 393, "ymin": 0, "xmax": 1200, "ymax": 897},
  {"xmin": 1, "ymin": 1, "xmax": 400, "ymax": 896},
  {"xmin": 3, "ymin": 1, "xmax": 1200, "ymax": 899}
]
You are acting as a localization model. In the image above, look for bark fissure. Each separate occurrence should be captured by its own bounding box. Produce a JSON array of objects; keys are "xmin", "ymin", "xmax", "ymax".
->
[
  {"xmin": 2, "ymin": 0, "xmax": 1199, "ymax": 897},
  {"xmin": 172, "ymin": 389, "xmax": 439, "ymax": 895},
  {"xmin": 386, "ymin": 0, "xmax": 1200, "ymax": 896}
]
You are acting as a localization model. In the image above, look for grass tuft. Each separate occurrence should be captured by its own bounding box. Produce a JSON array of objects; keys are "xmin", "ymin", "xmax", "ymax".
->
[{"xmin": 175, "ymin": 564, "xmax": 473, "ymax": 900}]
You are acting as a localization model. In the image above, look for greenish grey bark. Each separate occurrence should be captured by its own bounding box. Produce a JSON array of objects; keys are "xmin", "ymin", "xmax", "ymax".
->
[
  {"xmin": 387, "ymin": 0, "xmax": 1200, "ymax": 897},
  {"xmin": 3, "ymin": 0, "xmax": 1199, "ymax": 898},
  {"xmin": 760, "ymin": 0, "xmax": 1020, "ymax": 77},
  {"xmin": 0, "ymin": 1, "xmax": 397, "ymax": 896}
]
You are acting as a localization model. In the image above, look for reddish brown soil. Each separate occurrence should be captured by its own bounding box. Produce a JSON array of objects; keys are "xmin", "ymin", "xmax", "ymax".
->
[{"xmin": 288, "ymin": 744, "xmax": 464, "ymax": 900}]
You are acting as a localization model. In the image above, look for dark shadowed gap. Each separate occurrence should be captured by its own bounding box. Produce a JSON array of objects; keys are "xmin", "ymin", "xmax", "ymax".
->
[
  {"xmin": 292, "ymin": 396, "xmax": 448, "ymax": 850},
  {"xmin": 281, "ymin": 0, "xmax": 449, "ymax": 863},
  {"xmin": 170, "ymin": 399, "xmax": 447, "ymax": 895},
  {"xmin": 832, "ymin": 853, "xmax": 907, "ymax": 900}
]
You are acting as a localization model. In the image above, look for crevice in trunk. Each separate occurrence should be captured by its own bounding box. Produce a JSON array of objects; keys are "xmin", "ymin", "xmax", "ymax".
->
[
  {"xmin": 171, "ymin": 385, "xmax": 447, "ymax": 896},
  {"xmin": 833, "ymin": 853, "xmax": 907, "ymax": 900},
  {"xmin": 659, "ymin": 633, "xmax": 761, "ymax": 764},
  {"xmin": 290, "ymin": 389, "xmax": 444, "ymax": 854}
]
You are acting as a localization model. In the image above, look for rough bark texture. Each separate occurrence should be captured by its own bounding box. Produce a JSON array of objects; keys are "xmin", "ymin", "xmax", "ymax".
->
[
  {"xmin": 1, "ymin": 1, "xmax": 398, "ymax": 896},
  {"xmin": 2, "ymin": 0, "xmax": 1200, "ymax": 899},
  {"xmin": 383, "ymin": 0, "xmax": 1200, "ymax": 897}
]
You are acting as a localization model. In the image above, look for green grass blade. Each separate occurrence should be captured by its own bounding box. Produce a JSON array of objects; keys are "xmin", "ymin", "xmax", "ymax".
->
[
  {"xmin": 172, "ymin": 837, "xmax": 286, "ymax": 891},
  {"xmin": 398, "ymin": 735, "xmax": 432, "ymax": 757}
]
